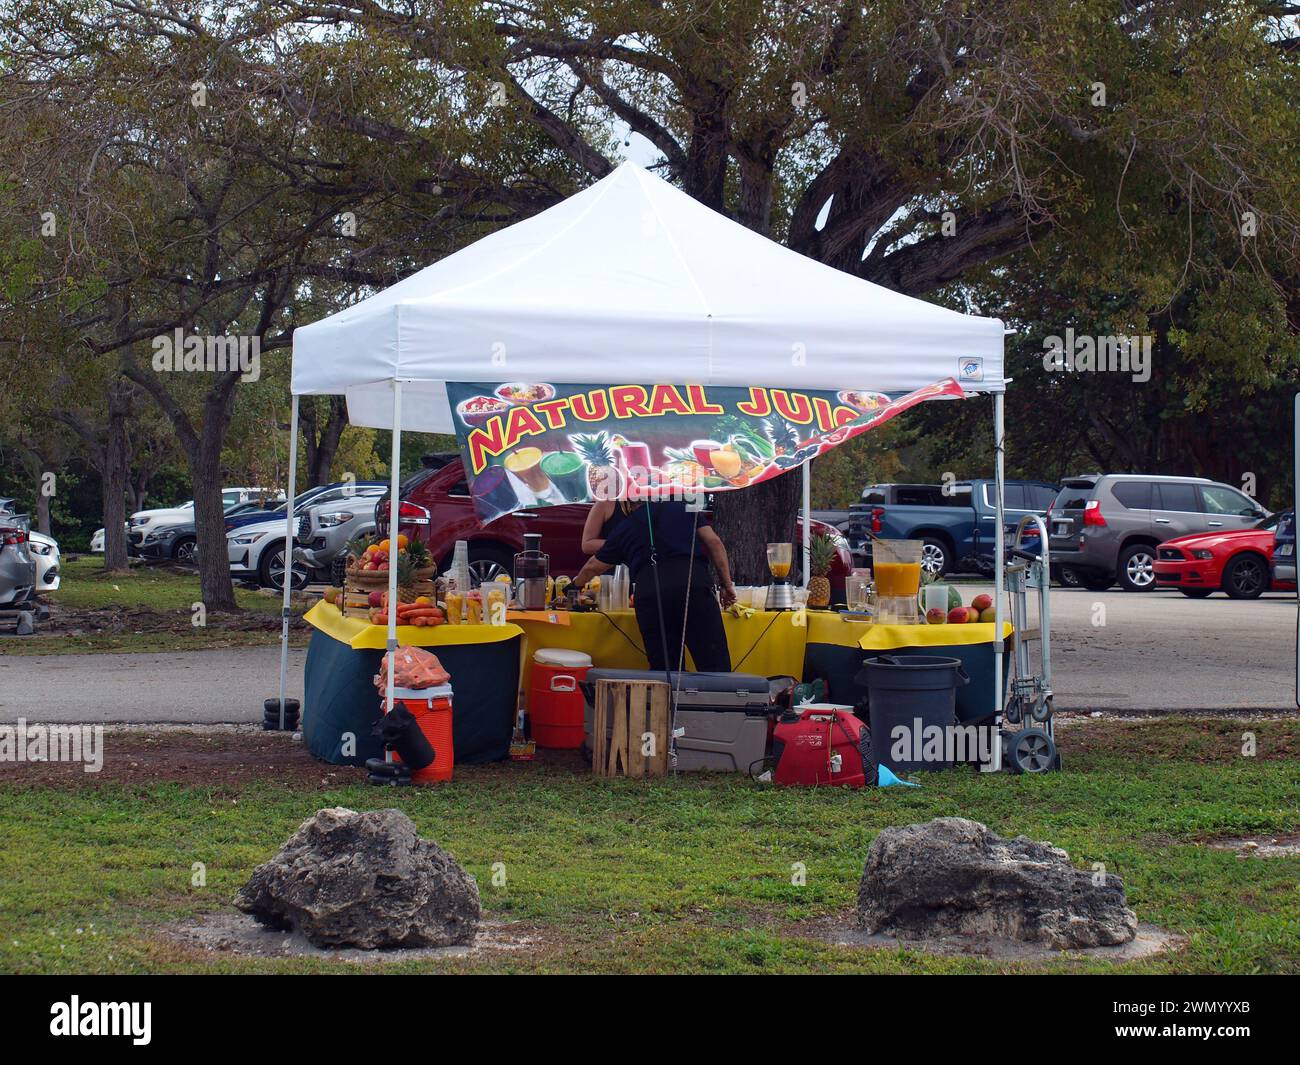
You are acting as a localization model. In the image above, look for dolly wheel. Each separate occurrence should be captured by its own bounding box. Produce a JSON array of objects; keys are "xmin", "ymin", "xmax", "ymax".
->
[
  {"xmin": 1009, "ymin": 728, "xmax": 1056, "ymax": 774},
  {"xmin": 1030, "ymin": 696, "xmax": 1053, "ymax": 723}
]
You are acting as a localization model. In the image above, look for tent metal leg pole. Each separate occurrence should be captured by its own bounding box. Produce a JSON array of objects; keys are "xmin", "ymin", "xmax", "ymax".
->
[
  {"xmin": 988, "ymin": 391, "xmax": 1006, "ymax": 772},
  {"xmin": 801, "ymin": 460, "xmax": 811, "ymax": 588},
  {"xmin": 385, "ymin": 381, "xmax": 403, "ymax": 735},
  {"xmin": 277, "ymin": 394, "xmax": 300, "ymax": 731}
]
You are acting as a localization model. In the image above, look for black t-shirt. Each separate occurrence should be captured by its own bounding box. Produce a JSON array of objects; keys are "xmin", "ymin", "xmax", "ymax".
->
[{"xmin": 596, "ymin": 502, "xmax": 709, "ymax": 580}]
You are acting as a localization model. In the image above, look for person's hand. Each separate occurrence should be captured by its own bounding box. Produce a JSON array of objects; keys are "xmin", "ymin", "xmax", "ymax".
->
[{"xmin": 719, "ymin": 582, "xmax": 737, "ymax": 609}]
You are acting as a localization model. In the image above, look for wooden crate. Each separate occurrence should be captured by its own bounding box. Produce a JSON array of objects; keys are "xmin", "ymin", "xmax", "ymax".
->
[{"xmin": 592, "ymin": 679, "xmax": 670, "ymax": 778}]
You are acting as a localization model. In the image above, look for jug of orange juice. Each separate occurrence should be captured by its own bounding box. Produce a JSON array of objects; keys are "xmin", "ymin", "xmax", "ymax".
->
[{"xmin": 871, "ymin": 539, "xmax": 924, "ymax": 598}]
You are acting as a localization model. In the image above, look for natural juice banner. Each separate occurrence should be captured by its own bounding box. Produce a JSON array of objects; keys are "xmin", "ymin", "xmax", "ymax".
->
[{"xmin": 447, "ymin": 379, "xmax": 965, "ymax": 523}]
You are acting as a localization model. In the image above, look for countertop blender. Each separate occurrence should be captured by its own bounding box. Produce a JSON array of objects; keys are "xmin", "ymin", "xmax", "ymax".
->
[
  {"xmin": 764, "ymin": 541, "xmax": 795, "ymax": 610},
  {"xmin": 513, "ymin": 533, "xmax": 550, "ymax": 610}
]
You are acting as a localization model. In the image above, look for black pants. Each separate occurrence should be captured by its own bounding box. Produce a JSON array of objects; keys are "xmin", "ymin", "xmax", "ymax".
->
[{"xmin": 633, "ymin": 556, "xmax": 731, "ymax": 673}]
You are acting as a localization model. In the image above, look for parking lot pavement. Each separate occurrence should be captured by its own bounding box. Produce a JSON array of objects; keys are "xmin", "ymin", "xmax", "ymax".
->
[
  {"xmin": 0, "ymin": 589, "xmax": 1295, "ymax": 722},
  {"xmin": 965, "ymin": 584, "xmax": 1297, "ymax": 713},
  {"xmin": 0, "ymin": 646, "xmax": 306, "ymax": 724}
]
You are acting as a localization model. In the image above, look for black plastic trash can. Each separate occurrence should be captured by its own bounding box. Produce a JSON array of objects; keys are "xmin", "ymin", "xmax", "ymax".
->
[{"xmin": 855, "ymin": 655, "xmax": 968, "ymax": 772}]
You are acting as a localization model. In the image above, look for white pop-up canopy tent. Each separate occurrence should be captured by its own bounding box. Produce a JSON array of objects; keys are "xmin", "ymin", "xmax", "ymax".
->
[{"xmin": 284, "ymin": 161, "xmax": 1011, "ymax": 763}]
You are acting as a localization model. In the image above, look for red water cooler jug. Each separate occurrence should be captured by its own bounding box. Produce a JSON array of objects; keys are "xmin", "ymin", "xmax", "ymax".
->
[{"xmin": 529, "ymin": 648, "xmax": 592, "ymax": 748}]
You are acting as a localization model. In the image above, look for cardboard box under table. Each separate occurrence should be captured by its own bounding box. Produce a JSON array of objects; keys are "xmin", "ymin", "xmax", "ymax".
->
[
  {"xmin": 801, "ymin": 614, "xmax": 1012, "ymax": 723},
  {"xmin": 302, "ymin": 602, "xmax": 521, "ymax": 766}
]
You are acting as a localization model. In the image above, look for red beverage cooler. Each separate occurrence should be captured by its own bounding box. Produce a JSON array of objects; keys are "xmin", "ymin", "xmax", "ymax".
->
[
  {"xmin": 389, "ymin": 684, "xmax": 455, "ymax": 783},
  {"xmin": 529, "ymin": 648, "xmax": 592, "ymax": 748}
]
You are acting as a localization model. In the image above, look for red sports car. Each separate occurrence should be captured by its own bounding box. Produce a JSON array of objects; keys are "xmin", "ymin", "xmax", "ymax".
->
[{"xmin": 1153, "ymin": 511, "xmax": 1295, "ymax": 599}]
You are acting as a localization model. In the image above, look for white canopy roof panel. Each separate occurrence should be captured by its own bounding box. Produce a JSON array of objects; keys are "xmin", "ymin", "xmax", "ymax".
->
[{"xmin": 292, "ymin": 161, "xmax": 1004, "ymax": 432}]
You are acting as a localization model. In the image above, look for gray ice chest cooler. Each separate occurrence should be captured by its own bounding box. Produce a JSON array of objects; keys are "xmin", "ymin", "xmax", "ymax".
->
[{"xmin": 581, "ymin": 668, "xmax": 771, "ymax": 773}]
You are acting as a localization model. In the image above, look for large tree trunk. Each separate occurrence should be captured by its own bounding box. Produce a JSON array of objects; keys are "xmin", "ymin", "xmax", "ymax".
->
[
  {"xmin": 301, "ymin": 396, "xmax": 349, "ymax": 487},
  {"xmin": 190, "ymin": 415, "xmax": 239, "ymax": 612},
  {"xmin": 705, "ymin": 154, "xmax": 796, "ymax": 584},
  {"xmin": 34, "ymin": 492, "xmax": 50, "ymax": 536},
  {"xmin": 101, "ymin": 385, "xmax": 131, "ymax": 573},
  {"xmin": 715, "ymin": 470, "xmax": 801, "ymax": 586}
]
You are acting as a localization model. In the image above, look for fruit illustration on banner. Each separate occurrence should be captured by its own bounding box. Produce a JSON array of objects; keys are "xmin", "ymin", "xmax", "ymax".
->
[{"xmin": 572, "ymin": 432, "xmax": 624, "ymax": 500}]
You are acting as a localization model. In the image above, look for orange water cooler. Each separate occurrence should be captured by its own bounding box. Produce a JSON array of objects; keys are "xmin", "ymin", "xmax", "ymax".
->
[
  {"xmin": 388, "ymin": 684, "xmax": 454, "ymax": 782},
  {"xmin": 529, "ymin": 648, "xmax": 592, "ymax": 748}
]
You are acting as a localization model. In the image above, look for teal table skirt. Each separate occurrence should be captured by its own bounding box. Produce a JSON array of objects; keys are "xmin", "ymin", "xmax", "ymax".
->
[{"xmin": 302, "ymin": 628, "xmax": 521, "ymax": 766}]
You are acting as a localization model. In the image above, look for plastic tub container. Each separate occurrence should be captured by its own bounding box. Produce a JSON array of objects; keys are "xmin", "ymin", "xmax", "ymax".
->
[
  {"xmin": 530, "ymin": 648, "xmax": 592, "ymax": 748},
  {"xmin": 856, "ymin": 655, "xmax": 968, "ymax": 772}
]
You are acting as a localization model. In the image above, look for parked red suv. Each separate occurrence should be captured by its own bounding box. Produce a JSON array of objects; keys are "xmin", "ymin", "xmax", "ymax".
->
[{"xmin": 375, "ymin": 453, "xmax": 853, "ymax": 594}]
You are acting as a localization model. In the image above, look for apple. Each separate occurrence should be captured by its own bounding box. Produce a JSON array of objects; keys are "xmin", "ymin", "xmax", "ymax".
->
[
  {"xmin": 367, "ymin": 590, "xmax": 385, "ymax": 608},
  {"xmin": 979, "ymin": 607, "xmax": 998, "ymax": 623},
  {"xmin": 925, "ymin": 607, "xmax": 947, "ymax": 624},
  {"xmin": 947, "ymin": 606, "xmax": 970, "ymax": 624},
  {"xmin": 971, "ymin": 593, "xmax": 993, "ymax": 613}
]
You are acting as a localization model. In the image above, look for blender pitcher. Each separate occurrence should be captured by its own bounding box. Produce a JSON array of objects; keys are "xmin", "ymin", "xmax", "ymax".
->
[{"xmin": 871, "ymin": 539, "xmax": 924, "ymax": 598}]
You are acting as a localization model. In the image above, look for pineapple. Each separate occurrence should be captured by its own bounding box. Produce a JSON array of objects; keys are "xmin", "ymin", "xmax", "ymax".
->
[
  {"xmin": 807, "ymin": 533, "xmax": 836, "ymax": 608},
  {"xmin": 764, "ymin": 417, "xmax": 800, "ymax": 456},
  {"xmin": 394, "ymin": 552, "xmax": 420, "ymax": 603},
  {"xmin": 404, "ymin": 538, "xmax": 431, "ymax": 569},
  {"xmin": 572, "ymin": 431, "xmax": 624, "ymax": 500}
]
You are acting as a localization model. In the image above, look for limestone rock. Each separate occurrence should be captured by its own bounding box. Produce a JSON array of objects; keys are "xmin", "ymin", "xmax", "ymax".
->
[
  {"xmin": 236, "ymin": 807, "xmax": 479, "ymax": 949},
  {"xmin": 857, "ymin": 817, "xmax": 1136, "ymax": 949}
]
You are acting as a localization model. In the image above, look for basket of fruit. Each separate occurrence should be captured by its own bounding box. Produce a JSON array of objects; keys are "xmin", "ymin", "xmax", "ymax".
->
[{"xmin": 346, "ymin": 535, "xmax": 435, "ymax": 603}]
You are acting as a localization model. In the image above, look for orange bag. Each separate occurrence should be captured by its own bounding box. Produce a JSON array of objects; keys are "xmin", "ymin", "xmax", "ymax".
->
[{"xmin": 375, "ymin": 646, "xmax": 451, "ymax": 693}]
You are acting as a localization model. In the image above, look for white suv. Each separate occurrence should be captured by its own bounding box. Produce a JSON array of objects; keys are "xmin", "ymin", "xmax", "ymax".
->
[{"xmin": 228, "ymin": 484, "xmax": 385, "ymax": 589}]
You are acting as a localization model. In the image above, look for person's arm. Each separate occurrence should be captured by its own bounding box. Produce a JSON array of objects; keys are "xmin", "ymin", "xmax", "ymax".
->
[
  {"xmin": 697, "ymin": 525, "xmax": 736, "ymax": 607},
  {"xmin": 573, "ymin": 554, "xmax": 614, "ymax": 590},
  {"xmin": 580, "ymin": 501, "xmax": 615, "ymax": 555}
]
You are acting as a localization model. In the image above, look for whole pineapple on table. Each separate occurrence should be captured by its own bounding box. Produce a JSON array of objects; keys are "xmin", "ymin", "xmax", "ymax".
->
[
  {"xmin": 393, "ymin": 552, "xmax": 422, "ymax": 603},
  {"xmin": 807, "ymin": 533, "xmax": 836, "ymax": 608}
]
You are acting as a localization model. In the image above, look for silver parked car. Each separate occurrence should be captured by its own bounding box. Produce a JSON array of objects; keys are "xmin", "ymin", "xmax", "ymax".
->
[
  {"xmin": 1048, "ymin": 474, "xmax": 1268, "ymax": 592},
  {"xmin": 0, "ymin": 500, "xmax": 37, "ymax": 608},
  {"xmin": 28, "ymin": 530, "xmax": 61, "ymax": 592},
  {"xmin": 229, "ymin": 482, "xmax": 387, "ymax": 590},
  {"xmin": 294, "ymin": 488, "xmax": 387, "ymax": 586}
]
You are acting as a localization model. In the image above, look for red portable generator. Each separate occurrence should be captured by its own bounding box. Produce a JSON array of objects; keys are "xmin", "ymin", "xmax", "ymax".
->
[{"xmin": 772, "ymin": 704, "xmax": 874, "ymax": 788}]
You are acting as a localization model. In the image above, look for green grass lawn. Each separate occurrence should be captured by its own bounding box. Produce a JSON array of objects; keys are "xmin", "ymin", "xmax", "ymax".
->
[
  {"xmin": 2, "ymin": 557, "xmax": 309, "ymax": 655},
  {"xmin": 0, "ymin": 718, "xmax": 1296, "ymax": 974}
]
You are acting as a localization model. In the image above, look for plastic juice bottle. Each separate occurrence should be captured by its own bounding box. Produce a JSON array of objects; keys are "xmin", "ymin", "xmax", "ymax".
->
[
  {"xmin": 485, "ymin": 585, "xmax": 507, "ymax": 624},
  {"xmin": 445, "ymin": 591, "xmax": 463, "ymax": 624},
  {"xmin": 874, "ymin": 561, "xmax": 921, "ymax": 598}
]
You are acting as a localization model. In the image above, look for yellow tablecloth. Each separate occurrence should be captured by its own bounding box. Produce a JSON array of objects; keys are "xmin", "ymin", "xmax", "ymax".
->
[
  {"xmin": 304, "ymin": 601, "xmax": 524, "ymax": 650},
  {"xmin": 304, "ymin": 601, "xmax": 1008, "ymax": 688}
]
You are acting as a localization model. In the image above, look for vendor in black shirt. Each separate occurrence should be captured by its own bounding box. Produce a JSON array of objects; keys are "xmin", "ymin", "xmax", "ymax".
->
[{"xmin": 572, "ymin": 500, "xmax": 736, "ymax": 673}]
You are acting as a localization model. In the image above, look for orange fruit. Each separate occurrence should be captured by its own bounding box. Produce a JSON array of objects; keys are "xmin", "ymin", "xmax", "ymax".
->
[
  {"xmin": 396, "ymin": 534, "xmax": 409, "ymax": 550},
  {"xmin": 377, "ymin": 538, "xmax": 391, "ymax": 553}
]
